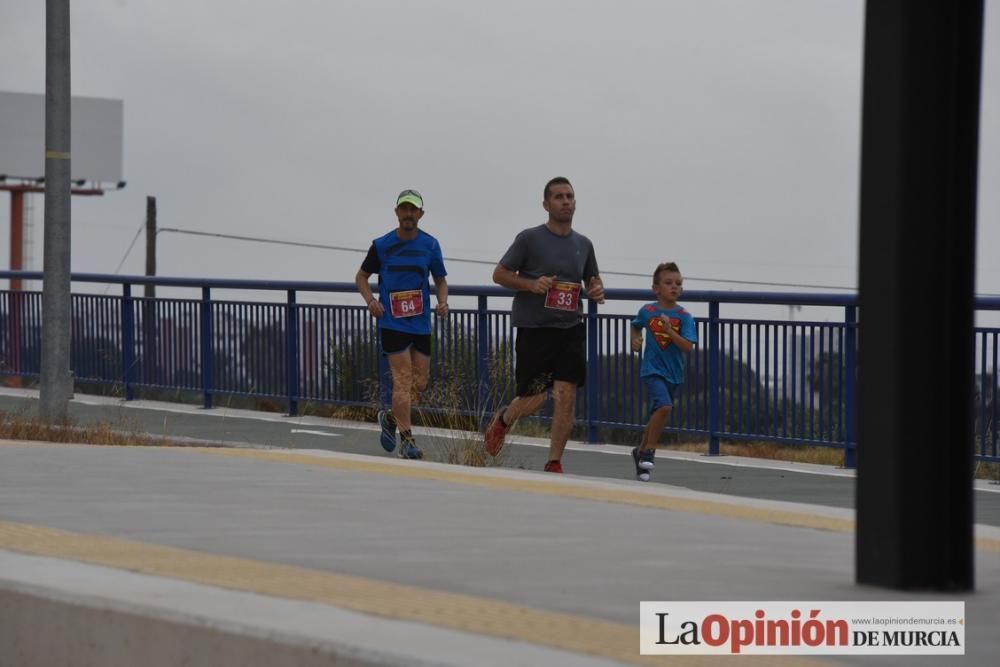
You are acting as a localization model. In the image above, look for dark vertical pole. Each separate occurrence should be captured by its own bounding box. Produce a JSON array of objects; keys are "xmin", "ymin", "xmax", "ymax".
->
[
  {"xmin": 142, "ymin": 196, "xmax": 157, "ymax": 384},
  {"xmin": 200, "ymin": 286, "xmax": 213, "ymax": 409},
  {"xmin": 476, "ymin": 295, "xmax": 490, "ymax": 427},
  {"xmin": 586, "ymin": 298, "xmax": 599, "ymax": 443},
  {"xmin": 39, "ymin": 0, "xmax": 73, "ymax": 421},
  {"xmin": 145, "ymin": 197, "xmax": 156, "ymax": 299},
  {"xmin": 857, "ymin": 0, "xmax": 982, "ymax": 590},
  {"xmin": 707, "ymin": 301, "xmax": 720, "ymax": 456},
  {"xmin": 7, "ymin": 190, "xmax": 25, "ymax": 386},
  {"xmin": 843, "ymin": 306, "xmax": 857, "ymax": 469},
  {"xmin": 378, "ymin": 332, "xmax": 391, "ymax": 410},
  {"xmin": 121, "ymin": 283, "xmax": 135, "ymax": 402},
  {"xmin": 286, "ymin": 289, "xmax": 299, "ymax": 416}
]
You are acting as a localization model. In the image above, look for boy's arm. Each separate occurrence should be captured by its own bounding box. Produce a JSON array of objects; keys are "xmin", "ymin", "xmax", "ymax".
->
[
  {"xmin": 630, "ymin": 325, "xmax": 644, "ymax": 353},
  {"xmin": 661, "ymin": 315, "xmax": 695, "ymax": 353}
]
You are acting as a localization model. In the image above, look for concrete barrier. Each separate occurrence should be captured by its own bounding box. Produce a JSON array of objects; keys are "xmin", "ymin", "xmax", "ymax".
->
[{"xmin": 0, "ymin": 581, "xmax": 384, "ymax": 667}]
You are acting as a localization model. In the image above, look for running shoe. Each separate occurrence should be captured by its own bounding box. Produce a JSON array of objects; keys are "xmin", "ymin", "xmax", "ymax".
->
[
  {"xmin": 399, "ymin": 437, "xmax": 423, "ymax": 460},
  {"xmin": 377, "ymin": 409, "xmax": 397, "ymax": 453},
  {"xmin": 631, "ymin": 447, "xmax": 653, "ymax": 482},
  {"xmin": 484, "ymin": 407, "xmax": 508, "ymax": 456}
]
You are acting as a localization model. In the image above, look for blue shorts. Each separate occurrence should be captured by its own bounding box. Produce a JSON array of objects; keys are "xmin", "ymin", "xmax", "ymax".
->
[{"xmin": 643, "ymin": 376, "xmax": 679, "ymax": 413}]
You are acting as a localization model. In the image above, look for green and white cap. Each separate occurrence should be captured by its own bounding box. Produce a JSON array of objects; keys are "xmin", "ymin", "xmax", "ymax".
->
[{"xmin": 396, "ymin": 189, "xmax": 424, "ymax": 209}]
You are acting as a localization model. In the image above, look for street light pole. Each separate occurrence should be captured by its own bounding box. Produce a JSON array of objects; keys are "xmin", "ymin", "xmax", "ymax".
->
[{"xmin": 39, "ymin": 0, "xmax": 73, "ymax": 422}]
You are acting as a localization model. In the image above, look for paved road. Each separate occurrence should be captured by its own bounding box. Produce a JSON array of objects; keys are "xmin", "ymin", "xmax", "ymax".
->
[
  {"xmin": 1, "ymin": 388, "xmax": 999, "ymax": 526},
  {"xmin": 3, "ymin": 387, "xmax": 1000, "ymax": 666}
]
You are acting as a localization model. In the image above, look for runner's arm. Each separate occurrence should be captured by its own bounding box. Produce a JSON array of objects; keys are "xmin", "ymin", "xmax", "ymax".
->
[
  {"xmin": 493, "ymin": 264, "xmax": 552, "ymax": 294},
  {"xmin": 433, "ymin": 275, "xmax": 449, "ymax": 316}
]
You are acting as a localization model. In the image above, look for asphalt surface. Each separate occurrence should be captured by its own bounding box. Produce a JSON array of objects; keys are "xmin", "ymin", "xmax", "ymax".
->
[
  {"xmin": 3, "ymin": 387, "xmax": 1000, "ymax": 666},
  {"xmin": 1, "ymin": 388, "xmax": 998, "ymax": 525}
]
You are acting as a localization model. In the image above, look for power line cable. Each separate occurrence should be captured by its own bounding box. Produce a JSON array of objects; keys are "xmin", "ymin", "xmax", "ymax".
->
[
  {"xmin": 158, "ymin": 227, "xmax": 860, "ymax": 291},
  {"xmin": 103, "ymin": 221, "xmax": 145, "ymax": 294}
]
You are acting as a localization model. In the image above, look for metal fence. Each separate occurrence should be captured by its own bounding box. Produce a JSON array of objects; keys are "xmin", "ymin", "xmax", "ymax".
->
[{"xmin": 2, "ymin": 272, "xmax": 998, "ymax": 466}]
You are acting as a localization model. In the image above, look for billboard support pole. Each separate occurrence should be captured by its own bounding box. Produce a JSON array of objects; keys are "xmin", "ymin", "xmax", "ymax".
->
[{"xmin": 39, "ymin": 0, "xmax": 73, "ymax": 422}]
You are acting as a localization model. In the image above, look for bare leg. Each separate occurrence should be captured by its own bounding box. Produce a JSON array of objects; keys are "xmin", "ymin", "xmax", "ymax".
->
[
  {"xmin": 639, "ymin": 406, "xmax": 673, "ymax": 451},
  {"xmin": 410, "ymin": 348, "xmax": 430, "ymax": 400},
  {"xmin": 547, "ymin": 380, "xmax": 577, "ymax": 462},
  {"xmin": 387, "ymin": 351, "xmax": 414, "ymax": 432},
  {"xmin": 501, "ymin": 392, "xmax": 547, "ymax": 424}
]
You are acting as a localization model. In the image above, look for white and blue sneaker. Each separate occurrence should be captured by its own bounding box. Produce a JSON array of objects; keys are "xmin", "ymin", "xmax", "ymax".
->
[
  {"xmin": 377, "ymin": 409, "xmax": 397, "ymax": 453},
  {"xmin": 632, "ymin": 447, "xmax": 655, "ymax": 482}
]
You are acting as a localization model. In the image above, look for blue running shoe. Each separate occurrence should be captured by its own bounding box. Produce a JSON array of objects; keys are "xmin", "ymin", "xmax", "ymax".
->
[
  {"xmin": 377, "ymin": 409, "xmax": 397, "ymax": 453},
  {"xmin": 399, "ymin": 438, "xmax": 423, "ymax": 460}
]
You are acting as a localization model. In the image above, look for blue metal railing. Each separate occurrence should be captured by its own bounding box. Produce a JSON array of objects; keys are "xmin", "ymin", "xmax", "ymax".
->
[{"xmin": 1, "ymin": 271, "xmax": 998, "ymax": 465}]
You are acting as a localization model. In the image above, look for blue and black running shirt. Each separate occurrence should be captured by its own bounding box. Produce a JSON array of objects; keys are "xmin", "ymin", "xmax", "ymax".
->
[{"xmin": 361, "ymin": 229, "xmax": 447, "ymax": 334}]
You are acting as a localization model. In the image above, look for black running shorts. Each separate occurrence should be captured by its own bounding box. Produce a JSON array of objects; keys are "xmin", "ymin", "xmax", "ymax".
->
[
  {"xmin": 514, "ymin": 323, "xmax": 586, "ymax": 397},
  {"xmin": 380, "ymin": 328, "xmax": 432, "ymax": 356}
]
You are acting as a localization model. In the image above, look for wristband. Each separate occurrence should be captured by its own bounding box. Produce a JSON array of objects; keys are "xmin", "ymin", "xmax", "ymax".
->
[{"xmin": 367, "ymin": 298, "xmax": 376, "ymax": 306}]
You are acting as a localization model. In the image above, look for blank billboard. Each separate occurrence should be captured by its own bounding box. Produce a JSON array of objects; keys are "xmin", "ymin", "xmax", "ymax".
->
[{"xmin": 0, "ymin": 90, "xmax": 123, "ymax": 182}]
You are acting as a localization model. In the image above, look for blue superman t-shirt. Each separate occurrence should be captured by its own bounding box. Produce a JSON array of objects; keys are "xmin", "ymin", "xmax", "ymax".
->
[
  {"xmin": 361, "ymin": 229, "xmax": 447, "ymax": 335},
  {"xmin": 631, "ymin": 303, "xmax": 698, "ymax": 384}
]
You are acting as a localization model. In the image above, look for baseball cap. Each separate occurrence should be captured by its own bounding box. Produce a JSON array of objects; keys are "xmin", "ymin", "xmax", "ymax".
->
[{"xmin": 396, "ymin": 189, "xmax": 424, "ymax": 209}]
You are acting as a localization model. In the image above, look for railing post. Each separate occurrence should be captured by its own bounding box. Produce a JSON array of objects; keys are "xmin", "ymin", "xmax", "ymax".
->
[
  {"xmin": 476, "ymin": 295, "xmax": 490, "ymax": 427},
  {"xmin": 843, "ymin": 305, "xmax": 857, "ymax": 468},
  {"xmin": 200, "ymin": 287, "xmax": 213, "ymax": 409},
  {"xmin": 378, "ymin": 329, "xmax": 391, "ymax": 410},
  {"xmin": 708, "ymin": 301, "xmax": 721, "ymax": 456},
  {"xmin": 286, "ymin": 289, "xmax": 299, "ymax": 416},
  {"xmin": 586, "ymin": 298, "xmax": 600, "ymax": 443},
  {"xmin": 121, "ymin": 283, "xmax": 135, "ymax": 401}
]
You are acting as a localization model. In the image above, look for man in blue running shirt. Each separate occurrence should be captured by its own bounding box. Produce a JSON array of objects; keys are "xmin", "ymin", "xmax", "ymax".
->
[{"xmin": 355, "ymin": 189, "xmax": 449, "ymax": 460}]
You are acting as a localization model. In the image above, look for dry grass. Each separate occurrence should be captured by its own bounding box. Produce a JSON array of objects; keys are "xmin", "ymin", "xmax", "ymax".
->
[
  {"xmin": 663, "ymin": 440, "xmax": 847, "ymax": 467},
  {"xmin": 0, "ymin": 409, "xmax": 194, "ymax": 448},
  {"xmin": 973, "ymin": 460, "xmax": 1000, "ymax": 483},
  {"xmin": 6, "ymin": 386, "xmax": 997, "ymax": 482},
  {"xmin": 664, "ymin": 440, "xmax": 1000, "ymax": 481},
  {"xmin": 367, "ymin": 361, "xmax": 527, "ymax": 468}
]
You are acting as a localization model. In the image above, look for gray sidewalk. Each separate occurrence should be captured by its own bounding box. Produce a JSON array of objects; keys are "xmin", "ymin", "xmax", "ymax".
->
[
  {"xmin": 1, "ymin": 387, "xmax": 998, "ymax": 523},
  {"xmin": 1, "ymin": 437, "xmax": 999, "ymax": 666}
]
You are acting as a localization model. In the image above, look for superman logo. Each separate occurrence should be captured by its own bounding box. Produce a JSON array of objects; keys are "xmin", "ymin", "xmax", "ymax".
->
[{"xmin": 648, "ymin": 316, "xmax": 680, "ymax": 350}]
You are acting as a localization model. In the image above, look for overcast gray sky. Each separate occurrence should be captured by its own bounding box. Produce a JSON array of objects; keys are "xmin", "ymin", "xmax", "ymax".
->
[{"xmin": 1, "ymin": 0, "xmax": 998, "ymax": 308}]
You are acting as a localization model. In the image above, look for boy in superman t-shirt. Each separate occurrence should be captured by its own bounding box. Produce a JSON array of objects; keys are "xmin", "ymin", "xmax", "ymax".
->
[{"xmin": 629, "ymin": 262, "xmax": 698, "ymax": 481}]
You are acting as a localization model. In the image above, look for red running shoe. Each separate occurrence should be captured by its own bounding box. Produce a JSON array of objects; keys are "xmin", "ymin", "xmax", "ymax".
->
[
  {"xmin": 484, "ymin": 408, "xmax": 508, "ymax": 456},
  {"xmin": 543, "ymin": 460, "xmax": 563, "ymax": 474}
]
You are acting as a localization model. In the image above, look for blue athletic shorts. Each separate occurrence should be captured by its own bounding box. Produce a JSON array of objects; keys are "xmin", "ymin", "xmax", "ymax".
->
[{"xmin": 643, "ymin": 376, "xmax": 679, "ymax": 413}]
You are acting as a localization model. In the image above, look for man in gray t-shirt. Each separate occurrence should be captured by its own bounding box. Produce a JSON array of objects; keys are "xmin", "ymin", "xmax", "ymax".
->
[
  {"xmin": 483, "ymin": 177, "xmax": 605, "ymax": 474},
  {"xmin": 500, "ymin": 224, "xmax": 600, "ymax": 329}
]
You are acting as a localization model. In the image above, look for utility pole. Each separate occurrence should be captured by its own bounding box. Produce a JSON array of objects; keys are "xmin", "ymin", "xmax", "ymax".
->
[{"xmin": 39, "ymin": 0, "xmax": 73, "ymax": 422}]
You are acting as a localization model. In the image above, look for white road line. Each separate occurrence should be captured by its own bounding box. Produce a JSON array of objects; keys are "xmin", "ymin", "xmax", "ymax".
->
[{"xmin": 290, "ymin": 429, "xmax": 341, "ymax": 438}]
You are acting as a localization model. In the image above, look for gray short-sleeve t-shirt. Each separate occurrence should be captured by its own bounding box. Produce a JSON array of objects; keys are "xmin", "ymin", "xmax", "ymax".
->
[{"xmin": 499, "ymin": 224, "xmax": 600, "ymax": 328}]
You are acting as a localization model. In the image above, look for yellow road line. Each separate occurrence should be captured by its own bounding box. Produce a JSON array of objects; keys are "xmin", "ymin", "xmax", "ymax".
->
[
  {"xmin": 0, "ymin": 520, "xmax": 825, "ymax": 666},
  {"xmin": 204, "ymin": 449, "xmax": 1000, "ymax": 553},
  {"xmin": 4, "ymin": 441, "xmax": 999, "ymax": 553},
  {"xmin": 209, "ymin": 447, "xmax": 857, "ymax": 531}
]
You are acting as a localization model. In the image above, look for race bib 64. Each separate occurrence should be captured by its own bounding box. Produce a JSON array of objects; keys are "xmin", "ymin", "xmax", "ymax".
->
[{"xmin": 389, "ymin": 290, "xmax": 424, "ymax": 318}]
